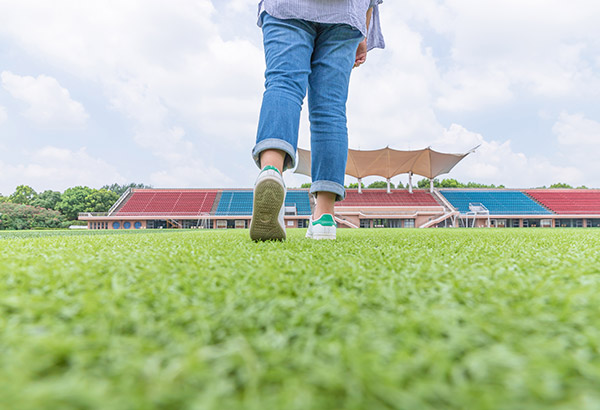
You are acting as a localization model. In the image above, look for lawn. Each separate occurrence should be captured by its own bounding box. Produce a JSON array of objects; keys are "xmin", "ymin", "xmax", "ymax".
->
[{"xmin": 1, "ymin": 228, "xmax": 599, "ymax": 409}]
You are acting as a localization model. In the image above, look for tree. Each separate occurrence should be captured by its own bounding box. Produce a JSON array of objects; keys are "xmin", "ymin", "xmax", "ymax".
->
[
  {"xmin": 367, "ymin": 180, "xmax": 395, "ymax": 189},
  {"xmin": 0, "ymin": 202, "xmax": 64, "ymax": 230},
  {"xmin": 300, "ymin": 183, "xmax": 312, "ymax": 189},
  {"xmin": 31, "ymin": 190, "xmax": 62, "ymax": 210},
  {"xmin": 102, "ymin": 182, "xmax": 152, "ymax": 196},
  {"xmin": 549, "ymin": 183, "xmax": 573, "ymax": 189},
  {"xmin": 465, "ymin": 181, "xmax": 505, "ymax": 188},
  {"xmin": 416, "ymin": 178, "xmax": 505, "ymax": 189},
  {"xmin": 85, "ymin": 189, "xmax": 120, "ymax": 213},
  {"xmin": 417, "ymin": 178, "xmax": 440, "ymax": 188},
  {"xmin": 346, "ymin": 182, "xmax": 365, "ymax": 189},
  {"xmin": 439, "ymin": 178, "xmax": 462, "ymax": 188},
  {"xmin": 56, "ymin": 186, "xmax": 94, "ymax": 220},
  {"xmin": 8, "ymin": 185, "xmax": 37, "ymax": 205},
  {"xmin": 396, "ymin": 181, "xmax": 405, "ymax": 189}
]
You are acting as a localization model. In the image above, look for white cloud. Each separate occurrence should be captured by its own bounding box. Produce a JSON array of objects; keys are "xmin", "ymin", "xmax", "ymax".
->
[
  {"xmin": 431, "ymin": 124, "xmax": 583, "ymax": 188},
  {"xmin": 0, "ymin": 146, "xmax": 125, "ymax": 193},
  {"xmin": 150, "ymin": 162, "xmax": 233, "ymax": 188},
  {"xmin": 0, "ymin": 0, "xmax": 263, "ymax": 185},
  {"xmin": 346, "ymin": 19, "xmax": 443, "ymax": 149},
  {"xmin": 227, "ymin": 0, "xmax": 253, "ymax": 13},
  {"xmin": 551, "ymin": 112, "xmax": 600, "ymax": 187},
  {"xmin": 1, "ymin": 71, "xmax": 88, "ymax": 127},
  {"xmin": 400, "ymin": 0, "xmax": 600, "ymax": 108},
  {"xmin": 435, "ymin": 69, "xmax": 513, "ymax": 112},
  {"xmin": 553, "ymin": 112, "xmax": 600, "ymax": 146}
]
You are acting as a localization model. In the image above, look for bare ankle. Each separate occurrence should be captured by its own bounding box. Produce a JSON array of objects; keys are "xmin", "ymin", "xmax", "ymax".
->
[
  {"xmin": 313, "ymin": 191, "xmax": 336, "ymax": 219},
  {"xmin": 259, "ymin": 150, "xmax": 285, "ymax": 174}
]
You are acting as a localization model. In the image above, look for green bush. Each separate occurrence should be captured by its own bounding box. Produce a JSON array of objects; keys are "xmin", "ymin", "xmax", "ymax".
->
[{"xmin": 0, "ymin": 202, "xmax": 65, "ymax": 230}]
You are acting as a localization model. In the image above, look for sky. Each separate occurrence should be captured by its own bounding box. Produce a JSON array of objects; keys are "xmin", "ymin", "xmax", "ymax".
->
[{"xmin": 0, "ymin": 0, "xmax": 599, "ymax": 195}]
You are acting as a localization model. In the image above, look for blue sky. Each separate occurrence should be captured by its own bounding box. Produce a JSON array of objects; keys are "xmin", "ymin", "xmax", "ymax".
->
[{"xmin": 1, "ymin": 0, "xmax": 599, "ymax": 195}]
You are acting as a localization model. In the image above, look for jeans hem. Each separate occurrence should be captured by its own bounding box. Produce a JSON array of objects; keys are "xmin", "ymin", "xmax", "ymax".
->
[
  {"xmin": 310, "ymin": 180, "xmax": 346, "ymax": 202},
  {"xmin": 252, "ymin": 139, "xmax": 296, "ymax": 171}
]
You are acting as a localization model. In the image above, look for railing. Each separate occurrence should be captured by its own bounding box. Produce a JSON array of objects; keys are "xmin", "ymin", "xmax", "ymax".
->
[
  {"xmin": 432, "ymin": 189, "xmax": 457, "ymax": 213},
  {"xmin": 107, "ymin": 187, "xmax": 133, "ymax": 215},
  {"xmin": 419, "ymin": 211, "xmax": 459, "ymax": 228},
  {"xmin": 78, "ymin": 212, "xmax": 109, "ymax": 217}
]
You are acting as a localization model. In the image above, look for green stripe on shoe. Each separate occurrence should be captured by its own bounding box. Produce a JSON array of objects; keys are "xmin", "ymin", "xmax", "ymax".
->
[
  {"xmin": 312, "ymin": 214, "xmax": 336, "ymax": 226},
  {"xmin": 261, "ymin": 165, "xmax": 281, "ymax": 175}
]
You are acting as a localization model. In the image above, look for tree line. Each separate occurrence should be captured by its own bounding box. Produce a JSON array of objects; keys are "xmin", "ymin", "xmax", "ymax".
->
[
  {"xmin": 301, "ymin": 178, "xmax": 589, "ymax": 190},
  {"xmin": 0, "ymin": 183, "xmax": 151, "ymax": 230}
]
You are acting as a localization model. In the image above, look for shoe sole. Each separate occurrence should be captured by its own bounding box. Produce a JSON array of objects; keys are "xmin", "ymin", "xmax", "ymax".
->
[{"xmin": 250, "ymin": 178, "xmax": 286, "ymax": 241}]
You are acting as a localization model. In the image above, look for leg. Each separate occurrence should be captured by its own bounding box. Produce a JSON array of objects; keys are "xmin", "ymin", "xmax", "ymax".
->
[
  {"xmin": 314, "ymin": 191, "xmax": 336, "ymax": 219},
  {"xmin": 308, "ymin": 23, "xmax": 363, "ymax": 211},
  {"xmin": 253, "ymin": 14, "xmax": 316, "ymax": 172},
  {"xmin": 250, "ymin": 15, "xmax": 316, "ymax": 241}
]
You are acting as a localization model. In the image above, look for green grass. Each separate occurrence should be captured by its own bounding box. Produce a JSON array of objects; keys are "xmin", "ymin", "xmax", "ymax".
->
[{"xmin": 1, "ymin": 228, "xmax": 600, "ymax": 409}]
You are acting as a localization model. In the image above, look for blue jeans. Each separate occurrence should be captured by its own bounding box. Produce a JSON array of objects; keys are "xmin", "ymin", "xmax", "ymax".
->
[{"xmin": 252, "ymin": 13, "xmax": 363, "ymax": 201}]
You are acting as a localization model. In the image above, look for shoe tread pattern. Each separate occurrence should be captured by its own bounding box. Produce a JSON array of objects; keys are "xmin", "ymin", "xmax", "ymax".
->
[{"xmin": 250, "ymin": 178, "xmax": 286, "ymax": 241}]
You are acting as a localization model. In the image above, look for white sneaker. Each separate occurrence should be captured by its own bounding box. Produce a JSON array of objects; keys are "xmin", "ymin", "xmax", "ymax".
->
[
  {"xmin": 305, "ymin": 214, "xmax": 336, "ymax": 240},
  {"xmin": 250, "ymin": 166, "xmax": 286, "ymax": 241}
]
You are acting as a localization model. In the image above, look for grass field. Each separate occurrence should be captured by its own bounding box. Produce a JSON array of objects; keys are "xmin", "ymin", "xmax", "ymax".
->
[{"xmin": 1, "ymin": 228, "xmax": 600, "ymax": 409}]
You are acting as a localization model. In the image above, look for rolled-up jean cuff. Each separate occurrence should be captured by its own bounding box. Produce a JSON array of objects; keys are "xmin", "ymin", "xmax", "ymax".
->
[
  {"xmin": 252, "ymin": 139, "xmax": 296, "ymax": 171},
  {"xmin": 310, "ymin": 180, "xmax": 346, "ymax": 202}
]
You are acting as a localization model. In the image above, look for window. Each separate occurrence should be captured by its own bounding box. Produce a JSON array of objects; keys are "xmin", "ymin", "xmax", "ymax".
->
[
  {"xmin": 558, "ymin": 219, "xmax": 571, "ymax": 228},
  {"xmin": 388, "ymin": 219, "xmax": 402, "ymax": 228},
  {"xmin": 404, "ymin": 219, "xmax": 415, "ymax": 228},
  {"xmin": 216, "ymin": 220, "xmax": 227, "ymax": 229},
  {"xmin": 360, "ymin": 219, "xmax": 371, "ymax": 229},
  {"xmin": 541, "ymin": 219, "xmax": 552, "ymax": 228},
  {"xmin": 371, "ymin": 219, "xmax": 403, "ymax": 228},
  {"xmin": 524, "ymin": 219, "xmax": 541, "ymax": 228}
]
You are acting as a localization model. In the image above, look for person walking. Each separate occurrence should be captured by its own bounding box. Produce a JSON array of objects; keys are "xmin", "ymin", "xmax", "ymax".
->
[{"xmin": 250, "ymin": 0, "xmax": 384, "ymax": 241}]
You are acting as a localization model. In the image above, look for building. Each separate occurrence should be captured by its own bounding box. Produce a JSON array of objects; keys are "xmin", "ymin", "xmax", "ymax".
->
[{"xmin": 79, "ymin": 187, "xmax": 600, "ymax": 229}]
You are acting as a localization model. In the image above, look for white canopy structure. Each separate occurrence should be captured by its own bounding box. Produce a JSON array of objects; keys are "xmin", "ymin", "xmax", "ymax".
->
[{"xmin": 294, "ymin": 146, "xmax": 478, "ymax": 193}]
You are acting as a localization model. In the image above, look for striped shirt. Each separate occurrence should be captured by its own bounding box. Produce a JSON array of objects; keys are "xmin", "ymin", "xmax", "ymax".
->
[{"xmin": 257, "ymin": 0, "xmax": 385, "ymax": 51}]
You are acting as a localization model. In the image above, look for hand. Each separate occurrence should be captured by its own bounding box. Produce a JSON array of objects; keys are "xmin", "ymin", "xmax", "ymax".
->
[{"xmin": 354, "ymin": 39, "xmax": 367, "ymax": 68}]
